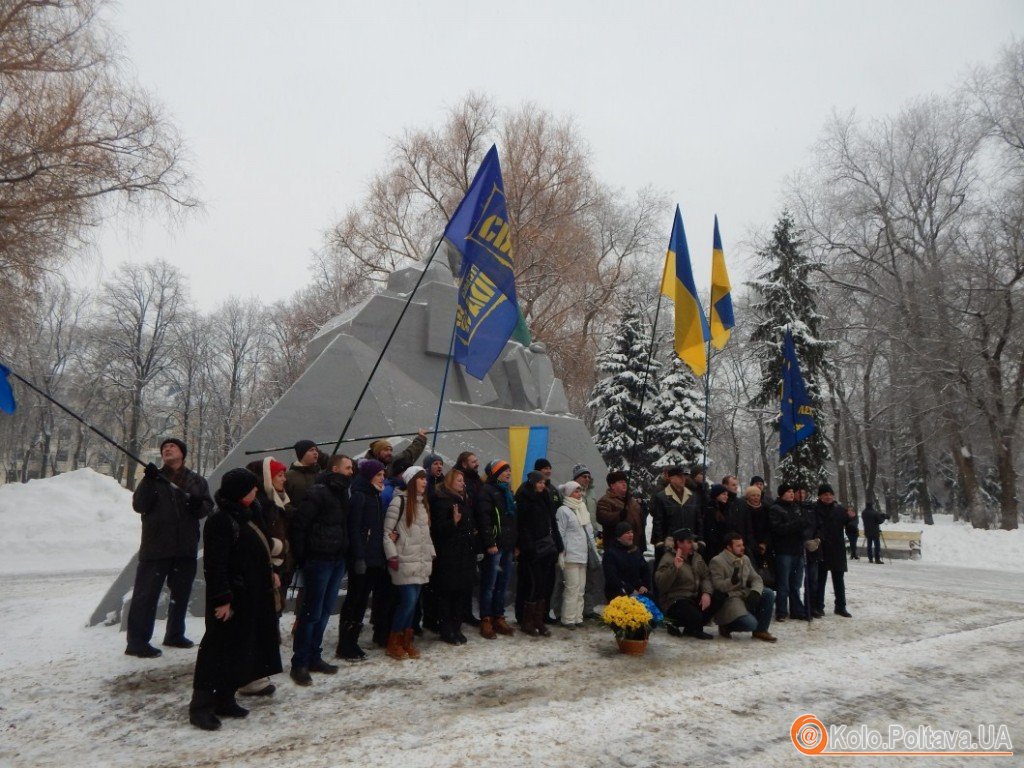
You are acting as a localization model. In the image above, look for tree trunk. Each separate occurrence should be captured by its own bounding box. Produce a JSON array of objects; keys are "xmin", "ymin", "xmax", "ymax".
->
[
  {"xmin": 909, "ymin": 413, "xmax": 934, "ymax": 525},
  {"xmin": 995, "ymin": 434, "xmax": 1019, "ymax": 531}
]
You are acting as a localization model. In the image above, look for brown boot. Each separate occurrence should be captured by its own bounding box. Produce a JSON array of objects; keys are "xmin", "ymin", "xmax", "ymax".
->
[
  {"xmin": 385, "ymin": 631, "xmax": 408, "ymax": 660},
  {"xmin": 402, "ymin": 628, "xmax": 421, "ymax": 659},
  {"xmin": 493, "ymin": 617, "xmax": 515, "ymax": 636},
  {"xmin": 752, "ymin": 631, "xmax": 778, "ymax": 643},
  {"xmin": 480, "ymin": 617, "xmax": 496, "ymax": 640}
]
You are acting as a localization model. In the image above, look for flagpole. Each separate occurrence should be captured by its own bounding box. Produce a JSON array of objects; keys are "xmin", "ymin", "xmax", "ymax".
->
[
  {"xmin": 429, "ymin": 312, "xmax": 460, "ymax": 452},
  {"xmin": 701, "ymin": 336, "xmax": 713, "ymax": 480},
  {"xmin": 5, "ymin": 367, "xmax": 146, "ymax": 468},
  {"xmin": 244, "ymin": 425, "xmax": 510, "ymax": 456},
  {"xmin": 328, "ymin": 237, "xmax": 445, "ymax": 457},
  {"xmin": 626, "ymin": 291, "xmax": 664, "ymax": 487}
]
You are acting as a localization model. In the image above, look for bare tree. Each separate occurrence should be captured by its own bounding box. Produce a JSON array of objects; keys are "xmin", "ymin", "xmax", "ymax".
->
[{"xmin": 94, "ymin": 260, "xmax": 185, "ymax": 488}]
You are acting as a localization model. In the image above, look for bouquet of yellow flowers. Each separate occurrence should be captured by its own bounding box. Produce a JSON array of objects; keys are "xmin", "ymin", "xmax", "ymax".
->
[{"xmin": 602, "ymin": 595, "xmax": 655, "ymax": 641}]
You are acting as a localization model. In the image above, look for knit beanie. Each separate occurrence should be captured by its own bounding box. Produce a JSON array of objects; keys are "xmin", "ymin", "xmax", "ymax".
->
[
  {"xmin": 486, "ymin": 460, "xmax": 510, "ymax": 480},
  {"xmin": 561, "ymin": 480, "xmax": 581, "ymax": 497},
  {"xmin": 422, "ymin": 453, "xmax": 443, "ymax": 470},
  {"xmin": 160, "ymin": 437, "xmax": 187, "ymax": 459},
  {"xmin": 777, "ymin": 482, "xmax": 795, "ymax": 498},
  {"xmin": 818, "ymin": 483, "xmax": 835, "ymax": 496},
  {"xmin": 615, "ymin": 521, "xmax": 633, "ymax": 538},
  {"xmin": 269, "ymin": 459, "xmax": 288, "ymax": 477},
  {"xmin": 359, "ymin": 458, "xmax": 386, "ymax": 481},
  {"xmin": 369, "ymin": 439, "xmax": 392, "ymax": 457},
  {"xmin": 293, "ymin": 439, "xmax": 317, "ymax": 460},
  {"xmin": 220, "ymin": 467, "xmax": 258, "ymax": 502},
  {"xmin": 526, "ymin": 470, "xmax": 544, "ymax": 485},
  {"xmin": 402, "ymin": 466, "xmax": 426, "ymax": 487},
  {"xmin": 533, "ymin": 458, "xmax": 552, "ymax": 471},
  {"xmin": 571, "ymin": 464, "xmax": 591, "ymax": 480},
  {"xmin": 710, "ymin": 483, "xmax": 728, "ymax": 499}
]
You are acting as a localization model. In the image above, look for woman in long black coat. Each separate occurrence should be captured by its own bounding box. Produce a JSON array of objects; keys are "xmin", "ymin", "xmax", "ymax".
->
[
  {"xmin": 429, "ymin": 469, "xmax": 477, "ymax": 645},
  {"xmin": 189, "ymin": 468, "xmax": 282, "ymax": 731},
  {"xmin": 514, "ymin": 471, "xmax": 562, "ymax": 637}
]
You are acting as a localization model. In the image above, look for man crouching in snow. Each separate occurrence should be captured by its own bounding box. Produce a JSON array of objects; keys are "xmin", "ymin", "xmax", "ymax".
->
[{"xmin": 710, "ymin": 532, "xmax": 777, "ymax": 642}]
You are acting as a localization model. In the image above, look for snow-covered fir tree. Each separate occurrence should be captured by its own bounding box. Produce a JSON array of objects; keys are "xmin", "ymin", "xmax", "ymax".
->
[
  {"xmin": 647, "ymin": 356, "xmax": 706, "ymax": 471},
  {"xmin": 748, "ymin": 212, "xmax": 832, "ymax": 487},
  {"xmin": 587, "ymin": 303, "xmax": 661, "ymax": 493}
]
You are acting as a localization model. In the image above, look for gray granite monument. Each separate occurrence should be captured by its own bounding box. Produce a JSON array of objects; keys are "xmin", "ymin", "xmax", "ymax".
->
[{"xmin": 91, "ymin": 254, "xmax": 607, "ymax": 626}]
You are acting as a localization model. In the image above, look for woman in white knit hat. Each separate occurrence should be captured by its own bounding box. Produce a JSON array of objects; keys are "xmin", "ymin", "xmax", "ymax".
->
[{"xmin": 555, "ymin": 480, "xmax": 599, "ymax": 628}]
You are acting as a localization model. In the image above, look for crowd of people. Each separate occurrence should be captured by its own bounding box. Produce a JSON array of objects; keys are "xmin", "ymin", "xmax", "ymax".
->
[{"xmin": 123, "ymin": 435, "xmax": 882, "ymax": 731}]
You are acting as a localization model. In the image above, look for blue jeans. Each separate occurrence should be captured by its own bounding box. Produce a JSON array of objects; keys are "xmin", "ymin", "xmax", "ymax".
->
[
  {"xmin": 774, "ymin": 553, "xmax": 805, "ymax": 618},
  {"xmin": 866, "ymin": 536, "xmax": 881, "ymax": 561},
  {"xmin": 291, "ymin": 559, "xmax": 345, "ymax": 668},
  {"xmin": 391, "ymin": 584, "xmax": 422, "ymax": 632},
  {"xmin": 726, "ymin": 588, "xmax": 776, "ymax": 633},
  {"xmin": 479, "ymin": 549, "xmax": 513, "ymax": 618}
]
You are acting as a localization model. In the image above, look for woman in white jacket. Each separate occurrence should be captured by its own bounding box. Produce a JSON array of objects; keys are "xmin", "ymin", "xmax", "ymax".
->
[
  {"xmin": 383, "ymin": 466, "xmax": 436, "ymax": 660},
  {"xmin": 555, "ymin": 480, "xmax": 598, "ymax": 628}
]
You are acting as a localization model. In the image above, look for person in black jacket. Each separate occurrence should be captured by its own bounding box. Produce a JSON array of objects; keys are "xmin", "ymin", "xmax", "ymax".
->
[
  {"xmin": 455, "ymin": 452, "xmax": 484, "ymax": 628},
  {"xmin": 650, "ymin": 466, "xmax": 703, "ymax": 564},
  {"xmin": 862, "ymin": 502, "xmax": 888, "ymax": 563},
  {"xmin": 189, "ymin": 468, "xmax": 282, "ymax": 730},
  {"xmin": 603, "ymin": 521, "xmax": 652, "ymax": 601},
  {"xmin": 768, "ymin": 483, "xmax": 807, "ymax": 621},
  {"xmin": 812, "ymin": 484, "xmax": 852, "ymax": 617},
  {"xmin": 126, "ymin": 437, "xmax": 213, "ymax": 658},
  {"xmin": 702, "ymin": 484, "xmax": 731, "ymax": 563},
  {"xmin": 430, "ymin": 469, "xmax": 478, "ymax": 645},
  {"xmin": 288, "ymin": 453, "xmax": 351, "ymax": 684},
  {"xmin": 515, "ymin": 471, "xmax": 563, "ymax": 637},
  {"xmin": 337, "ymin": 459, "xmax": 389, "ymax": 660},
  {"xmin": 476, "ymin": 460, "xmax": 518, "ymax": 638}
]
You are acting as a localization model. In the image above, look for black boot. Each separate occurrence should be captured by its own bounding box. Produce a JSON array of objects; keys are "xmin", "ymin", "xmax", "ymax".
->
[
  {"xmin": 189, "ymin": 690, "xmax": 221, "ymax": 731},
  {"xmin": 536, "ymin": 601, "xmax": 552, "ymax": 637},
  {"xmin": 440, "ymin": 621, "xmax": 460, "ymax": 645},
  {"xmin": 214, "ymin": 691, "xmax": 249, "ymax": 718},
  {"xmin": 336, "ymin": 621, "xmax": 367, "ymax": 662}
]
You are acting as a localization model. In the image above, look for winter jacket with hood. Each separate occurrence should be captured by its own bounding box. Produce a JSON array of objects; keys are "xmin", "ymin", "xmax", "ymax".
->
[
  {"xmin": 290, "ymin": 471, "xmax": 350, "ymax": 564},
  {"xmin": 476, "ymin": 480, "xmax": 518, "ymax": 552},
  {"xmin": 347, "ymin": 473, "xmax": 387, "ymax": 569},
  {"xmin": 383, "ymin": 488, "xmax": 435, "ymax": 585}
]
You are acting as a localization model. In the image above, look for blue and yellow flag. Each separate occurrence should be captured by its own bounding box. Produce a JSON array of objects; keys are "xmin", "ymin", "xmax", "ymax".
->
[
  {"xmin": 659, "ymin": 206, "xmax": 710, "ymax": 377},
  {"xmin": 443, "ymin": 145, "xmax": 524, "ymax": 380},
  {"xmin": 508, "ymin": 425, "xmax": 549, "ymax": 486},
  {"xmin": 0, "ymin": 363, "xmax": 16, "ymax": 415},
  {"xmin": 779, "ymin": 329, "xmax": 816, "ymax": 457},
  {"xmin": 709, "ymin": 215, "xmax": 734, "ymax": 350}
]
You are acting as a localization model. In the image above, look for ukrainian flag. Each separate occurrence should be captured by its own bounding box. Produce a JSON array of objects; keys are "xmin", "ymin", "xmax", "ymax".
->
[
  {"xmin": 709, "ymin": 216, "xmax": 734, "ymax": 350},
  {"xmin": 659, "ymin": 206, "xmax": 709, "ymax": 377},
  {"xmin": 508, "ymin": 425, "xmax": 549, "ymax": 486}
]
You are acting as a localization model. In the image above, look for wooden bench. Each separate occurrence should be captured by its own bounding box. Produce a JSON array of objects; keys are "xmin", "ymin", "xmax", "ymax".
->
[{"xmin": 858, "ymin": 529, "xmax": 922, "ymax": 560}]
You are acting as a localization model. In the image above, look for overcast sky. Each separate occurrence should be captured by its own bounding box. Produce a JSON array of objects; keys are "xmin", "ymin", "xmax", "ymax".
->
[{"xmin": 92, "ymin": 0, "xmax": 1024, "ymax": 311}]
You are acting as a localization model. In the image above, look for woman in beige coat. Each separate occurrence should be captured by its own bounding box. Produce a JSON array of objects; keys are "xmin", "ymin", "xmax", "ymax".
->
[{"xmin": 383, "ymin": 466, "xmax": 436, "ymax": 659}]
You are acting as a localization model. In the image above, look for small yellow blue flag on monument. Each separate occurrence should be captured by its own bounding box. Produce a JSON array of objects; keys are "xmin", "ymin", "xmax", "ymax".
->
[
  {"xmin": 709, "ymin": 215, "xmax": 734, "ymax": 350},
  {"xmin": 659, "ymin": 206, "xmax": 710, "ymax": 377},
  {"xmin": 443, "ymin": 145, "xmax": 524, "ymax": 380}
]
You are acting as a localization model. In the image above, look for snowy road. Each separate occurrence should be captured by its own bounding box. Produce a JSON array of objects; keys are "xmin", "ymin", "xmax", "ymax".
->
[{"xmin": 0, "ymin": 559, "xmax": 1021, "ymax": 768}]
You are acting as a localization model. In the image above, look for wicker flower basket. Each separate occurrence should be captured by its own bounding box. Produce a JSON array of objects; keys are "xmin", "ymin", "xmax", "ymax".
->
[{"xmin": 617, "ymin": 637, "xmax": 649, "ymax": 656}]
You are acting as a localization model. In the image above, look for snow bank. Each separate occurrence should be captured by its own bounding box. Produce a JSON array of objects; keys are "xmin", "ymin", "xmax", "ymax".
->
[
  {"xmin": 888, "ymin": 514, "xmax": 1024, "ymax": 573},
  {"xmin": 0, "ymin": 468, "xmax": 138, "ymax": 575}
]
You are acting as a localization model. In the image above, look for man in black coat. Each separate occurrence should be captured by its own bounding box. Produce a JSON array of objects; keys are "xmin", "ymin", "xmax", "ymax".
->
[
  {"xmin": 862, "ymin": 502, "xmax": 888, "ymax": 563},
  {"xmin": 603, "ymin": 521, "xmax": 652, "ymax": 602},
  {"xmin": 289, "ymin": 453, "xmax": 351, "ymax": 682},
  {"xmin": 768, "ymin": 483, "xmax": 807, "ymax": 621},
  {"xmin": 126, "ymin": 437, "xmax": 213, "ymax": 658},
  {"xmin": 650, "ymin": 466, "xmax": 703, "ymax": 564},
  {"xmin": 812, "ymin": 484, "xmax": 852, "ymax": 617}
]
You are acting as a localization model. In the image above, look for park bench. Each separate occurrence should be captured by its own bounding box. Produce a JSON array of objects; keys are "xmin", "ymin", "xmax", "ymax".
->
[{"xmin": 859, "ymin": 529, "xmax": 921, "ymax": 560}]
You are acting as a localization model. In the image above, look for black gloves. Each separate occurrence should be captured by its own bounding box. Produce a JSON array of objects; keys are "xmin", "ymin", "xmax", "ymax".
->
[{"xmin": 143, "ymin": 462, "xmax": 161, "ymax": 481}]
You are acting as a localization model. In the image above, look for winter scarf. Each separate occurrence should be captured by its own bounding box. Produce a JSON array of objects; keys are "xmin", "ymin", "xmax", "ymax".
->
[
  {"xmin": 498, "ymin": 481, "xmax": 516, "ymax": 517},
  {"xmin": 563, "ymin": 494, "xmax": 590, "ymax": 529}
]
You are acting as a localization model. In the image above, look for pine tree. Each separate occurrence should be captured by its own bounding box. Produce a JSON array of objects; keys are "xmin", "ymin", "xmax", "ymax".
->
[
  {"xmin": 646, "ymin": 356, "xmax": 706, "ymax": 471},
  {"xmin": 749, "ymin": 212, "xmax": 832, "ymax": 487},
  {"xmin": 587, "ymin": 303, "xmax": 661, "ymax": 491}
]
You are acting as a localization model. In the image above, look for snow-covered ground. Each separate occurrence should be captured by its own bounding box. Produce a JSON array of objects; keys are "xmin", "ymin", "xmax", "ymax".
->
[
  {"xmin": 1, "ymin": 472, "xmax": 1022, "ymax": 766},
  {"xmin": 887, "ymin": 514, "xmax": 1024, "ymax": 573}
]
